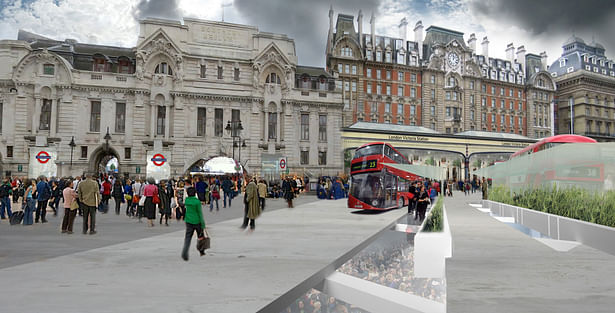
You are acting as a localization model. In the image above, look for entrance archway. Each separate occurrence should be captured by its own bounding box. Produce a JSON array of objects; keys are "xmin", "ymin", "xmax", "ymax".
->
[{"xmin": 89, "ymin": 146, "xmax": 120, "ymax": 175}]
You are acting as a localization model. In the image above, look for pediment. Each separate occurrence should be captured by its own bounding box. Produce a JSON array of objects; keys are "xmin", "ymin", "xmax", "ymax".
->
[
  {"xmin": 137, "ymin": 28, "xmax": 182, "ymax": 55},
  {"xmin": 253, "ymin": 42, "xmax": 293, "ymax": 67}
]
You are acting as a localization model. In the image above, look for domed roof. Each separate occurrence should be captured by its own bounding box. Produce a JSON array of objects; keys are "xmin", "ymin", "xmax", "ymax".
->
[
  {"xmin": 564, "ymin": 35, "xmax": 585, "ymax": 46},
  {"xmin": 592, "ymin": 41, "xmax": 605, "ymax": 49}
]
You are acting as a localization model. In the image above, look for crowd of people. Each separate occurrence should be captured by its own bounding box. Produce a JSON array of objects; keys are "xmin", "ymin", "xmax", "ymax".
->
[
  {"xmin": 280, "ymin": 289, "xmax": 370, "ymax": 313},
  {"xmin": 337, "ymin": 243, "xmax": 446, "ymax": 303},
  {"xmin": 316, "ymin": 176, "xmax": 349, "ymax": 200}
]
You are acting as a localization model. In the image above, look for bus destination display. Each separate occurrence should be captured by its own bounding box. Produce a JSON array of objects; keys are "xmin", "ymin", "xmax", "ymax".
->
[{"xmin": 351, "ymin": 160, "xmax": 377, "ymax": 172}]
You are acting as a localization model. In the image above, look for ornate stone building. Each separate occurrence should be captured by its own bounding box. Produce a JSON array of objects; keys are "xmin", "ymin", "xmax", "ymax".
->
[
  {"xmin": 548, "ymin": 36, "xmax": 615, "ymax": 142},
  {"xmin": 0, "ymin": 18, "xmax": 343, "ymax": 179},
  {"xmin": 326, "ymin": 8, "xmax": 556, "ymax": 139}
]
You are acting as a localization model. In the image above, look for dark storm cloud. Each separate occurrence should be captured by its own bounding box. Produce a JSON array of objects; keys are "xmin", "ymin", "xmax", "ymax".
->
[
  {"xmin": 234, "ymin": 0, "xmax": 381, "ymax": 66},
  {"xmin": 132, "ymin": 0, "xmax": 182, "ymax": 21},
  {"xmin": 470, "ymin": 0, "xmax": 615, "ymax": 55}
]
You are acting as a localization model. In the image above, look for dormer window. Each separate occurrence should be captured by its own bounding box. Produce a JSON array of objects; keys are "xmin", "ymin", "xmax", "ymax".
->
[
  {"xmin": 376, "ymin": 51, "xmax": 382, "ymax": 62},
  {"xmin": 366, "ymin": 50, "xmax": 372, "ymax": 60},
  {"xmin": 385, "ymin": 51, "xmax": 391, "ymax": 63},
  {"xmin": 266, "ymin": 72, "xmax": 281, "ymax": 84},
  {"xmin": 43, "ymin": 63, "xmax": 55, "ymax": 75},
  {"xmin": 118, "ymin": 57, "xmax": 133, "ymax": 74},
  {"xmin": 397, "ymin": 52, "xmax": 405, "ymax": 65},
  {"xmin": 559, "ymin": 59, "xmax": 566, "ymax": 67},
  {"xmin": 154, "ymin": 62, "xmax": 173, "ymax": 75},
  {"xmin": 93, "ymin": 55, "xmax": 109, "ymax": 72},
  {"xmin": 341, "ymin": 46, "xmax": 353, "ymax": 57},
  {"xmin": 538, "ymin": 78, "xmax": 545, "ymax": 87},
  {"xmin": 583, "ymin": 55, "xmax": 589, "ymax": 63},
  {"xmin": 319, "ymin": 77, "xmax": 327, "ymax": 90}
]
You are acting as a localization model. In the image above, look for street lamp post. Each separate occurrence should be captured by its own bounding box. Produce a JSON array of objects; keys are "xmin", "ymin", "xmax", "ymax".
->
[
  {"xmin": 104, "ymin": 127, "xmax": 112, "ymax": 151},
  {"xmin": 225, "ymin": 119, "xmax": 243, "ymax": 160},
  {"xmin": 69, "ymin": 136, "xmax": 76, "ymax": 168}
]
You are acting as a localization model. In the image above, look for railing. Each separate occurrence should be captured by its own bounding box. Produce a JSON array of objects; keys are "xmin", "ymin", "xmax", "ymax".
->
[{"xmin": 91, "ymin": 74, "xmax": 103, "ymax": 80}]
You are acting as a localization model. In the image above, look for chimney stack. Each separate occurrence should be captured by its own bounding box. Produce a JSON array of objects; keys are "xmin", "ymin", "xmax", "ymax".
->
[
  {"xmin": 370, "ymin": 12, "xmax": 375, "ymax": 48},
  {"xmin": 399, "ymin": 17, "xmax": 408, "ymax": 41},
  {"xmin": 468, "ymin": 33, "xmax": 477, "ymax": 52},
  {"xmin": 481, "ymin": 36, "xmax": 489, "ymax": 58},
  {"xmin": 357, "ymin": 10, "xmax": 363, "ymax": 48},
  {"xmin": 516, "ymin": 45, "xmax": 526, "ymax": 75},
  {"xmin": 506, "ymin": 43, "xmax": 515, "ymax": 63},
  {"xmin": 414, "ymin": 21, "xmax": 424, "ymax": 59},
  {"xmin": 540, "ymin": 51, "xmax": 548, "ymax": 71}
]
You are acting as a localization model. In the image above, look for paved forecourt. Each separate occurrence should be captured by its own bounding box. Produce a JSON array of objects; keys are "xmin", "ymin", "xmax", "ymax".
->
[
  {"xmin": 0, "ymin": 198, "xmax": 406, "ymax": 313},
  {"xmin": 445, "ymin": 192, "xmax": 615, "ymax": 313}
]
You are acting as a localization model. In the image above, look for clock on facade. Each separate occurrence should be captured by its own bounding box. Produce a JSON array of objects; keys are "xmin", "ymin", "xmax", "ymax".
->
[{"xmin": 448, "ymin": 52, "xmax": 460, "ymax": 68}]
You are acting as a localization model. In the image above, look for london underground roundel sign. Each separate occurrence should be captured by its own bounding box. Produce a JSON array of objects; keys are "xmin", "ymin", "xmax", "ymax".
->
[
  {"xmin": 279, "ymin": 158, "xmax": 286, "ymax": 169},
  {"xmin": 36, "ymin": 151, "xmax": 52, "ymax": 164},
  {"xmin": 151, "ymin": 153, "xmax": 167, "ymax": 166}
]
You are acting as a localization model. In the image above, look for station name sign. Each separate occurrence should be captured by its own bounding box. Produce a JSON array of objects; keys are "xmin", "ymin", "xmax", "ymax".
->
[
  {"xmin": 388, "ymin": 135, "xmax": 430, "ymax": 141},
  {"xmin": 501, "ymin": 142, "xmax": 529, "ymax": 147}
]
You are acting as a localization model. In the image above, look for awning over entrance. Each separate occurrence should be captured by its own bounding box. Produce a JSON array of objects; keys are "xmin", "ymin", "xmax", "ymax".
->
[
  {"xmin": 190, "ymin": 156, "xmax": 243, "ymax": 176},
  {"xmin": 383, "ymin": 163, "xmax": 447, "ymax": 181}
]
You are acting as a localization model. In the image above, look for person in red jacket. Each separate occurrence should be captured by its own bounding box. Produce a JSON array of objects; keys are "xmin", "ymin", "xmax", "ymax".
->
[{"xmin": 101, "ymin": 179, "xmax": 112, "ymax": 213}]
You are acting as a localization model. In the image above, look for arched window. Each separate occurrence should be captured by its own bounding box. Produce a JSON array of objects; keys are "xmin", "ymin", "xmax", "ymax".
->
[
  {"xmin": 301, "ymin": 74, "xmax": 310, "ymax": 89},
  {"xmin": 154, "ymin": 62, "xmax": 173, "ymax": 75},
  {"xmin": 266, "ymin": 73, "xmax": 281, "ymax": 84},
  {"xmin": 318, "ymin": 76, "xmax": 327, "ymax": 90}
]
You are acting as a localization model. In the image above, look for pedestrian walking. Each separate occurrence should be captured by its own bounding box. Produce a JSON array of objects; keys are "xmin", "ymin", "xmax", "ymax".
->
[
  {"xmin": 22, "ymin": 179, "xmax": 36, "ymax": 226},
  {"xmin": 133, "ymin": 178, "xmax": 144, "ymax": 221},
  {"xmin": 143, "ymin": 177, "xmax": 159, "ymax": 227},
  {"xmin": 241, "ymin": 176, "xmax": 261, "ymax": 230},
  {"xmin": 61, "ymin": 180, "xmax": 78, "ymax": 234},
  {"xmin": 124, "ymin": 179, "xmax": 134, "ymax": 216},
  {"xmin": 282, "ymin": 177, "xmax": 294, "ymax": 208},
  {"xmin": 175, "ymin": 181, "xmax": 186, "ymax": 220},
  {"xmin": 181, "ymin": 187, "xmax": 206, "ymax": 261},
  {"xmin": 481, "ymin": 178, "xmax": 488, "ymax": 200},
  {"xmin": 416, "ymin": 185, "xmax": 429, "ymax": 221},
  {"xmin": 209, "ymin": 181, "xmax": 220, "ymax": 212},
  {"xmin": 195, "ymin": 176, "xmax": 207, "ymax": 203},
  {"xmin": 111, "ymin": 179, "xmax": 124, "ymax": 215},
  {"xmin": 77, "ymin": 173, "xmax": 101, "ymax": 235},
  {"xmin": 257, "ymin": 179, "xmax": 267, "ymax": 211},
  {"xmin": 101, "ymin": 178, "xmax": 112, "ymax": 213},
  {"xmin": 0, "ymin": 177, "xmax": 13, "ymax": 220},
  {"xmin": 35, "ymin": 176, "xmax": 51, "ymax": 223},
  {"xmin": 158, "ymin": 181, "xmax": 171, "ymax": 226},
  {"xmin": 221, "ymin": 176, "xmax": 233, "ymax": 208}
]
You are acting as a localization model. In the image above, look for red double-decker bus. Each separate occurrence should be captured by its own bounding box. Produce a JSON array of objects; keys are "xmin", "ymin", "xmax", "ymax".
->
[{"xmin": 348, "ymin": 142, "xmax": 418, "ymax": 210}]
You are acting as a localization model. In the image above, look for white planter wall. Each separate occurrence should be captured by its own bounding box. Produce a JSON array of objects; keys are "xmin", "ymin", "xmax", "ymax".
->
[
  {"xmin": 483, "ymin": 200, "xmax": 615, "ymax": 256},
  {"xmin": 414, "ymin": 203, "xmax": 452, "ymax": 278}
]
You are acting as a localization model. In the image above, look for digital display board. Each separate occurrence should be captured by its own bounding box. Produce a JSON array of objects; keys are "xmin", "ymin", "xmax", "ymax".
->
[{"xmin": 351, "ymin": 160, "xmax": 377, "ymax": 172}]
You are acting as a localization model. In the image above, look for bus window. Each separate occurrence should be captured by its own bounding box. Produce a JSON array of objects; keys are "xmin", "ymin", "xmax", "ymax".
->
[
  {"xmin": 354, "ymin": 144, "xmax": 384, "ymax": 159},
  {"xmin": 349, "ymin": 172, "xmax": 385, "ymax": 208}
]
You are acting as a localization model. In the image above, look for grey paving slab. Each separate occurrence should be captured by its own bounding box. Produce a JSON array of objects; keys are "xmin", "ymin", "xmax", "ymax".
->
[
  {"xmin": 0, "ymin": 198, "xmax": 406, "ymax": 313},
  {"xmin": 445, "ymin": 192, "xmax": 615, "ymax": 313}
]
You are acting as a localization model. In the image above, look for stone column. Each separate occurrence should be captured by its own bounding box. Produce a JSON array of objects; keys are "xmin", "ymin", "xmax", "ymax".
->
[
  {"xmin": 150, "ymin": 104, "xmax": 156, "ymax": 137},
  {"xmin": 50, "ymin": 98, "xmax": 58, "ymax": 136},
  {"xmin": 164, "ymin": 105, "xmax": 170, "ymax": 138},
  {"xmin": 32, "ymin": 97, "xmax": 41, "ymax": 134}
]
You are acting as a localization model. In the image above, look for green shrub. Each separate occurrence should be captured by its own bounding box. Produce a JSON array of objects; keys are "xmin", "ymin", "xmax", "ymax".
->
[
  {"xmin": 489, "ymin": 185, "xmax": 615, "ymax": 228},
  {"xmin": 422, "ymin": 197, "xmax": 444, "ymax": 232}
]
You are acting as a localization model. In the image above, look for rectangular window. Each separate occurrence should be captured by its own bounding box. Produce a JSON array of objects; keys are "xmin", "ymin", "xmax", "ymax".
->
[
  {"xmin": 366, "ymin": 68, "xmax": 371, "ymax": 77},
  {"xmin": 124, "ymin": 147, "xmax": 131, "ymax": 160},
  {"xmin": 431, "ymin": 106, "xmax": 435, "ymax": 116},
  {"xmin": 0, "ymin": 102, "xmax": 2, "ymax": 133},
  {"xmin": 481, "ymin": 97, "xmax": 486, "ymax": 106},
  {"xmin": 234, "ymin": 67, "xmax": 240, "ymax": 81},
  {"xmin": 200, "ymin": 65, "xmax": 206, "ymax": 78},
  {"xmin": 215, "ymin": 108, "xmax": 223, "ymax": 137},
  {"xmin": 470, "ymin": 94, "xmax": 475, "ymax": 104},
  {"xmin": 518, "ymin": 117, "xmax": 522, "ymax": 126},
  {"xmin": 197, "ymin": 108, "xmax": 206, "ymax": 136},
  {"xmin": 410, "ymin": 73, "xmax": 417, "ymax": 83},
  {"xmin": 482, "ymin": 112, "xmax": 486, "ymax": 122},
  {"xmin": 386, "ymin": 85, "xmax": 391, "ymax": 95},
  {"xmin": 500, "ymin": 88, "xmax": 504, "ymax": 96},
  {"xmin": 491, "ymin": 98, "xmax": 495, "ymax": 107},
  {"xmin": 370, "ymin": 102, "xmax": 376, "ymax": 113},
  {"xmin": 115, "ymin": 102, "xmax": 126, "ymax": 133},
  {"xmin": 217, "ymin": 66, "xmax": 223, "ymax": 79},
  {"xmin": 300, "ymin": 150, "xmax": 309, "ymax": 165},
  {"xmin": 430, "ymin": 75, "xmax": 435, "ymax": 84},
  {"xmin": 453, "ymin": 92, "xmax": 458, "ymax": 101},
  {"xmin": 376, "ymin": 70, "xmax": 381, "ymax": 79},
  {"xmin": 398, "ymin": 72, "xmax": 404, "ymax": 81},
  {"xmin": 43, "ymin": 64, "xmax": 55, "ymax": 75},
  {"xmin": 344, "ymin": 81, "xmax": 350, "ymax": 91},
  {"xmin": 367, "ymin": 83, "xmax": 372, "ymax": 94},
  {"xmin": 6, "ymin": 146, "xmax": 13, "ymax": 158},
  {"xmin": 491, "ymin": 86, "xmax": 495, "ymax": 94},
  {"xmin": 338, "ymin": 64, "xmax": 343, "ymax": 73},
  {"xmin": 301, "ymin": 113, "xmax": 309, "ymax": 140},
  {"xmin": 352, "ymin": 65, "xmax": 357, "ymax": 75},
  {"xmin": 509, "ymin": 89, "xmax": 513, "ymax": 97},
  {"xmin": 500, "ymin": 100, "xmax": 505, "ymax": 109},
  {"xmin": 156, "ymin": 106, "xmax": 166, "ymax": 135},
  {"xmin": 446, "ymin": 92, "xmax": 451, "ymax": 100},
  {"xmin": 446, "ymin": 107, "xmax": 451, "ymax": 117},
  {"xmin": 411, "ymin": 88, "xmax": 416, "ymax": 98},
  {"xmin": 377, "ymin": 85, "xmax": 382, "ymax": 94},
  {"xmin": 385, "ymin": 103, "xmax": 391, "ymax": 113},
  {"xmin": 376, "ymin": 51, "xmax": 382, "ymax": 62},
  {"xmin": 345, "ymin": 64, "xmax": 349, "ymax": 74},
  {"xmin": 81, "ymin": 146, "xmax": 88, "ymax": 159},
  {"xmin": 492, "ymin": 115, "xmax": 495, "ymax": 123},
  {"xmin": 89, "ymin": 101, "xmax": 101, "ymax": 132},
  {"xmin": 319, "ymin": 115, "xmax": 327, "ymax": 141},
  {"xmin": 482, "ymin": 84, "xmax": 486, "ymax": 92},
  {"xmin": 386, "ymin": 70, "xmax": 391, "ymax": 80},
  {"xmin": 268, "ymin": 112, "xmax": 277, "ymax": 139},
  {"xmin": 410, "ymin": 105, "xmax": 416, "ymax": 116},
  {"xmin": 431, "ymin": 89, "xmax": 435, "ymax": 99},
  {"xmin": 386, "ymin": 52, "xmax": 391, "ymax": 63},
  {"xmin": 469, "ymin": 80, "xmax": 474, "ymax": 89},
  {"xmin": 397, "ymin": 104, "xmax": 403, "ymax": 115},
  {"xmin": 351, "ymin": 81, "xmax": 357, "ymax": 92},
  {"xmin": 318, "ymin": 151, "xmax": 327, "ymax": 165},
  {"xmin": 398, "ymin": 86, "xmax": 403, "ymax": 96},
  {"xmin": 40, "ymin": 99, "xmax": 52, "ymax": 130}
]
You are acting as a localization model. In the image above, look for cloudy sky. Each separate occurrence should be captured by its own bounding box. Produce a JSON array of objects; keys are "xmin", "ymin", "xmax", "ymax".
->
[{"xmin": 1, "ymin": 0, "xmax": 614, "ymax": 67}]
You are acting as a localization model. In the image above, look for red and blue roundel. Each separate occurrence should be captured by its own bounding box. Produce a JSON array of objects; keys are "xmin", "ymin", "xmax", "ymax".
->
[
  {"xmin": 36, "ymin": 151, "xmax": 52, "ymax": 164},
  {"xmin": 151, "ymin": 154, "xmax": 167, "ymax": 166}
]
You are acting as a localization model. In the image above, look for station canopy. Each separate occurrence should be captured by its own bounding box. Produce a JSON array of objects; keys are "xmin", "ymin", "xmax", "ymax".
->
[
  {"xmin": 190, "ymin": 156, "xmax": 243, "ymax": 176},
  {"xmin": 383, "ymin": 163, "xmax": 447, "ymax": 181}
]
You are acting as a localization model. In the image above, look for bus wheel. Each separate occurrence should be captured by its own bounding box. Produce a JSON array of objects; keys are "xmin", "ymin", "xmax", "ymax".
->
[{"xmin": 398, "ymin": 197, "xmax": 404, "ymax": 208}]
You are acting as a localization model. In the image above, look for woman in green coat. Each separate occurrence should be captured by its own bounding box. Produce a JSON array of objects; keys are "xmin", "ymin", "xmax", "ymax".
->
[{"xmin": 181, "ymin": 187, "xmax": 206, "ymax": 261}]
